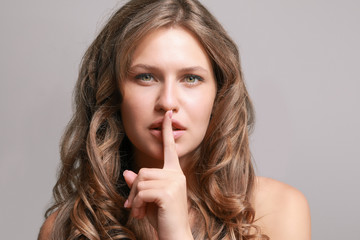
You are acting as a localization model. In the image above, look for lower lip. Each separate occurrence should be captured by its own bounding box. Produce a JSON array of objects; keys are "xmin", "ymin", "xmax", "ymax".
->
[{"xmin": 149, "ymin": 129, "xmax": 185, "ymax": 141}]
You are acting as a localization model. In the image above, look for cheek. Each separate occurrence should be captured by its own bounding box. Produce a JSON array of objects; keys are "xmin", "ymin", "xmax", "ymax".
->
[
  {"xmin": 121, "ymin": 85, "xmax": 152, "ymax": 117},
  {"xmin": 187, "ymin": 94, "xmax": 214, "ymax": 130},
  {"xmin": 120, "ymin": 95, "xmax": 144, "ymax": 135}
]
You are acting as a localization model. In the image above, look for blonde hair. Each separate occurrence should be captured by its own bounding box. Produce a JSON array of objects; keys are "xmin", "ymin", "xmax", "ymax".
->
[{"xmin": 45, "ymin": 0, "xmax": 268, "ymax": 239}]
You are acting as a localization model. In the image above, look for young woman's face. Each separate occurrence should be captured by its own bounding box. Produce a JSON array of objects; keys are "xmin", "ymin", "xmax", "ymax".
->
[{"xmin": 120, "ymin": 27, "xmax": 216, "ymax": 169}]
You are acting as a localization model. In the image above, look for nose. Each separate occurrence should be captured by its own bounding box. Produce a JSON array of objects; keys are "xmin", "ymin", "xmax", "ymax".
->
[{"xmin": 154, "ymin": 81, "xmax": 179, "ymax": 113}]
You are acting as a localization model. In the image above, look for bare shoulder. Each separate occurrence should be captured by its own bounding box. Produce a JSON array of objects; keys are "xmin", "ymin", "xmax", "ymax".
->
[
  {"xmin": 252, "ymin": 176, "xmax": 311, "ymax": 240},
  {"xmin": 38, "ymin": 210, "xmax": 58, "ymax": 240}
]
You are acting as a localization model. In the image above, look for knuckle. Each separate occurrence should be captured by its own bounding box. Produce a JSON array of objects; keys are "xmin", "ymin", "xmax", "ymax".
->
[
  {"xmin": 173, "ymin": 173, "xmax": 186, "ymax": 185},
  {"xmin": 138, "ymin": 168, "xmax": 149, "ymax": 178},
  {"xmin": 138, "ymin": 168, "xmax": 146, "ymax": 176},
  {"xmin": 174, "ymin": 180, "xmax": 184, "ymax": 190},
  {"xmin": 137, "ymin": 191, "xmax": 146, "ymax": 200},
  {"xmin": 164, "ymin": 183, "xmax": 179, "ymax": 199},
  {"xmin": 137, "ymin": 181, "xmax": 145, "ymax": 191},
  {"xmin": 163, "ymin": 188, "xmax": 174, "ymax": 199},
  {"xmin": 178, "ymin": 174, "xmax": 186, "ymax": 183}
]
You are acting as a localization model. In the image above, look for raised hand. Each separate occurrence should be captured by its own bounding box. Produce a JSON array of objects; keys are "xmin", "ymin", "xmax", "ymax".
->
[{"xmin": 123, "ymin": 110, "xmax": 193, "ymax": 240}]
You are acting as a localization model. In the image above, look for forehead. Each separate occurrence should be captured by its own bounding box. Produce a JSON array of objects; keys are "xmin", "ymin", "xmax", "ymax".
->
[{"xmin": 130, "ymin": 26, "xmax": 212, "ymax": 70}]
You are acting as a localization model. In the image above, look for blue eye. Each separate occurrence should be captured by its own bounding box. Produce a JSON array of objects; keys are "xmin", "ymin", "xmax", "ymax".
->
[
  {"xmin": 135, "ymin": 73, "xmax": 154, "ymax": 82},
  {"xmin": 184, "ymin": 75, "xmax": 202, "ymax": 84}
]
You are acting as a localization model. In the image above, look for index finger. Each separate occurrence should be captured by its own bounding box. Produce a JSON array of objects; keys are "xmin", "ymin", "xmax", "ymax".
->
[{"xmin": 162, "ymin": 110, "xmax": 181, "ymax": 170}]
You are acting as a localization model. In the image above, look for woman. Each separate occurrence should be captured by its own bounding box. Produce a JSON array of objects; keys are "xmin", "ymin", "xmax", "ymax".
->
[{"xmin": 39, "ymin": 0, "xmax": 311, "ymax": 239}]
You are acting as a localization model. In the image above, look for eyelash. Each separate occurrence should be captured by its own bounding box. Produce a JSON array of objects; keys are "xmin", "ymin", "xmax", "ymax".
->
[
  {"xmin": 133, "ymin": 73, "xmax": 203, "ymax": 85},
  {"xmin": 135, "ymin": 73, "xmax": 154, "ymax": 82},
  {"xmin": 184, "ymin": 74, "xmax": 203, "ymax": 85}
]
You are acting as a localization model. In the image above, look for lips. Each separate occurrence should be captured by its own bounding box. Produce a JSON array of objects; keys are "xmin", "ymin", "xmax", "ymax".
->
[
  {"xmin": 149, "ymin": 118, "xmax": 186, "ymax": 140},
  {"xmin": 149, "ymin": 118, "xmax": 186, "ymax": 130}
]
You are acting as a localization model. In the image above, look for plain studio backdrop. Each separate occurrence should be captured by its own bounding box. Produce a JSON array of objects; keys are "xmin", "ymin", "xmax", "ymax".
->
[{"xmin": 0, "ymin": 0, "xmax": 359, "ymax": 239}]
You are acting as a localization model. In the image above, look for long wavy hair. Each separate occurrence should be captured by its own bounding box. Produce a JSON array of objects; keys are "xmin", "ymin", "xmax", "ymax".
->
[{"xmin": 45, "ymin": 0, "xmax": 269, "ymax": 239}]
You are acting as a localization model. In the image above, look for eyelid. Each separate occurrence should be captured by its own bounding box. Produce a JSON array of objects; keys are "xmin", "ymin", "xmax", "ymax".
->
[
  {"xmin": 132, "ymin": 72, "xmax": 204, "ymax": 86},
  {"xmin": 134, "ymin": 73, "xmax": 155, "ymax": 82},
  {"xmin": 183, "ymin": 74, "xmax": 204, "ymax": 85},
  {"xmin": 184, "ymin": 74, "xmax": 203, "ymax": 80}
]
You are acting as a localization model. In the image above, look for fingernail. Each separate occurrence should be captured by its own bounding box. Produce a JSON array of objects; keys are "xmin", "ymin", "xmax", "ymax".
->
[
  {"xmin": 169, "ymin": 110, "xmax": 173, "ymax": 118},
  {"xmin": 123, "ymin": 170, "xmax": 128, "ymax": 176},
  {"xmin": 124, "ymin": 199, "xmax": 129, "ymax": 208}
]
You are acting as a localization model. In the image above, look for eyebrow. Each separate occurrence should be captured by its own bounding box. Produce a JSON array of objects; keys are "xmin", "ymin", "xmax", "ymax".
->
[{"xmin": 129, "ymin": 64, "xmax": 210, "ymax": 75}]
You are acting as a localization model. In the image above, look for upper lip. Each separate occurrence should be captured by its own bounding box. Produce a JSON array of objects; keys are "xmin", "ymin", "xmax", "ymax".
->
[{"xmin": 149, "ymin": 118, "xmax": 186, "ymax": 130}]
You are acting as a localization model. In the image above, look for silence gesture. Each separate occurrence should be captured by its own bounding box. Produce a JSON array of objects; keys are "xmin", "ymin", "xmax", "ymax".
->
[{"xmin": 123, "ymin": 110, "xmax": 193, "ymax": 240}]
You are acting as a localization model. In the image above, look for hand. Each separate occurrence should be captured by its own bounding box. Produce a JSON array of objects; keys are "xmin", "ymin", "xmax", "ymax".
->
[{"xmin": 123, "ymin": 110, "xmax": 193, "ymax": 240}]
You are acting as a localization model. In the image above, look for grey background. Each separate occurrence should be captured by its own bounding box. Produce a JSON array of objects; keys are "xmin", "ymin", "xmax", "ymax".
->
[{"xmin": 0, "ymin": 0, "xmax": 359, "ymax": 239}]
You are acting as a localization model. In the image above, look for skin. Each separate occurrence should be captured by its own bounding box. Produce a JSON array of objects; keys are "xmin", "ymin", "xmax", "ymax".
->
[
  {"xmin": 120, "ymin": 26, "xmax": 216, "ymax": 171},
  {"xmin": 121, "ymin": 27, "xmax": 217, "ymax": 239},
  {"xmin": 38, "ymin": 27, "xmax": 311, "ymax": 240},
  {"xmin": 124, "ymin": 111, "xmax": 192, "ymax": 239},
  {"xmin": 252, "ymin": 177, "xmax": 311, "ymax": 239},
  {"xmin": 39, "ymin": 178, "xmax": 311, "ymax": 239}
]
